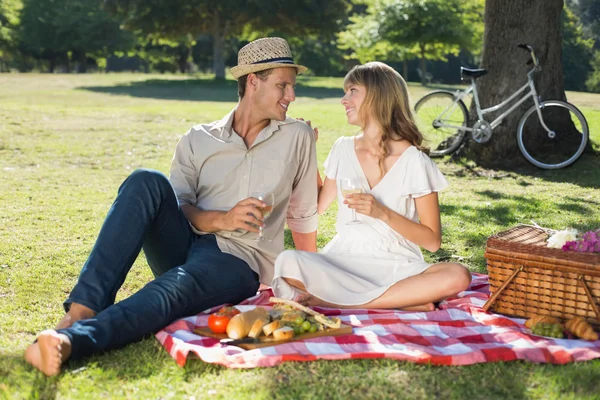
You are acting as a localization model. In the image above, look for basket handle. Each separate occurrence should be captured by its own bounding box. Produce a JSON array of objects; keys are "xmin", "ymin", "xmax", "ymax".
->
[
  {"xmin": 578, "ymin": 275, "xmax": 600, "ymax": 321},
  {"xmin": 483, "ymin": 266, "xmax": 523, "ymax": 312}
]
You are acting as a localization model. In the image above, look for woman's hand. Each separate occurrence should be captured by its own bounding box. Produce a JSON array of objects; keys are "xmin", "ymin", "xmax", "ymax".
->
[
  {"xmin": 297, "ymin": 117, "xmax": 319, "ymax": 141},
  {"xmin": 344, "ymin": 193, "xmax": 390, "ymax": 221}
]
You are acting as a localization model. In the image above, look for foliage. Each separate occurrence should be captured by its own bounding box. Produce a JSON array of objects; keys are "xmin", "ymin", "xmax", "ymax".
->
[
  {"xmin": 19, "ymin": 0, "xmax": 135, "ymax": 72},
  {"xmin": 338, "ymin": 9, "xmax": 419, "ymax": 64},
  {"xmin": 576, "ymin": 0, "xmax": 600, "ymax": 40},
  {"xmin": 586, "ymin": 50, "xmax": 600, "ymax": 92},
  {"xmin": 104, "ymin": 0, "xmax": 352, "ymax": 78},
  {"xmin": 338, "ymin": 0, "xmax": 483, "ymax": 83},
  {"xmin": 0, "ymin": 0, "xmax": 21, "ymax": 60},
  {"xmin": 378, "ymin": 0, "xmax": 484, "ymax": 60},
  {"xmin": 562, "ymin": 5, "xmax": 595, "ymax": 91}
]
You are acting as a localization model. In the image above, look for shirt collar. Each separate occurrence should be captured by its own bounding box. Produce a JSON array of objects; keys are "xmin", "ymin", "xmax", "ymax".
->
[{"xmin": 209, "ymin": 107, "xmax": 297, "ymax": 142}]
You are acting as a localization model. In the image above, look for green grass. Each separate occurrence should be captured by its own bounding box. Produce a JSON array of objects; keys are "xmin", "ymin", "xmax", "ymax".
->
[{"xmin": 1, "ymin": 73, "xmax": 599, "ymax": 400}]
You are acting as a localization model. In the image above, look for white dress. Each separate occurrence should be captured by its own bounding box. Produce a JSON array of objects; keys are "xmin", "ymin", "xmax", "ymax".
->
[{"xmin": 272, "ymin": 136, "xmax": 449, "ymax": 305}]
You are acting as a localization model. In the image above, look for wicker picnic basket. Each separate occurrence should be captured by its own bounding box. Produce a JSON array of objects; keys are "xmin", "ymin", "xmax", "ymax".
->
[{"xmin": 483, "ymin": 225, "xmax": 600, "ymax": 328}]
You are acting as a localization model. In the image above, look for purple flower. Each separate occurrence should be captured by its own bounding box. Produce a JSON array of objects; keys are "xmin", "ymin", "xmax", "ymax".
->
[
  {"xmin": 560, "ymin": 229, "xmax": 600, "ymax": 253},
  {"xmin": 582, "ymin": 231, "xmax": 597, "ymax": 242}
]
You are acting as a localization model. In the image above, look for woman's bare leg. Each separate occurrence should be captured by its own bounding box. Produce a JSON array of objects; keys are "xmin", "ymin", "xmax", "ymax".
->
[
  {"xmin": 285, "ymin": 263, "xmax": 471, "ymax": 310},
  {"xmin": 24, "ymin": 331, "xmax": 72, "ymax": 377},
  {"xmin": 55, "ymin": 303, "xmax": 97, "ymax": 330}
]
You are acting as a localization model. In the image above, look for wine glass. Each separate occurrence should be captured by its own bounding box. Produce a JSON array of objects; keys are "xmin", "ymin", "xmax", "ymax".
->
[
  {"xmin": 340, "ymin": 177, "xmax": 363, "ymax": 225},
  {"xmin": 251, "ymin": 191, "xmax": 275, "ymax": 241}
]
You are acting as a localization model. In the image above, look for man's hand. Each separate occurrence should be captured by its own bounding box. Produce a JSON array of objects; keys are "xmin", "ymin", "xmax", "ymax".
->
[
  {"xmin": 297, "ymin": 117, "xmax": 319, "ymax": 141},
  {"xmin": 219, "ymin": 197, "xmax": 266, "ymax": 232}
]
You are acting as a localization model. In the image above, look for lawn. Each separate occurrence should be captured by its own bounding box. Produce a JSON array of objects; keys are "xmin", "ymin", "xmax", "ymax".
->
[{"xmin": 0, "ymin": 73, "xmax": 599, "ymax": 400}]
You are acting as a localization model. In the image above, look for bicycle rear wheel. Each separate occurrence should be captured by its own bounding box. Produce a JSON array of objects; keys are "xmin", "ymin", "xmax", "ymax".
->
[
  {"xmin": 414, "ymin": 90, "xmax": 468, "ymax": 156},
  {"xmin": 517, "ymin": 100, "xmax": 589, "ymax": 169}
]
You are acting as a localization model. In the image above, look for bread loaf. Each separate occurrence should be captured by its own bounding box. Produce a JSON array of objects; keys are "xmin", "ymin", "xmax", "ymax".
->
[
  {"xmin": 272, "ymin": 326, "xmax": 294, "ymax": 340},
  {"xmin": 524, "ymin": 315, "xmax": 561, "ymax": 329},
  {"xmin": 226, "ymin": 307, "xmax": 270, "ymax": 339},
  {"xmin": 248, "ymin": 317, "xmax": 270, "ymax": 338},
  {"xmin": 262, "ymin": 320, "xmax": 280, "ymax": 336},
  {"xmin": 565, "ymin": 316, "xmax": 598, "ymax": 341}
]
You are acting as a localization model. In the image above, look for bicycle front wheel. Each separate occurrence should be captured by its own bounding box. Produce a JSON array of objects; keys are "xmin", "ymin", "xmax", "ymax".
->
[
  {"xmin": 517, "ymin": 100, "xmax": 589, "ymax": 169},
  {"xmin": 414, "ymin": 90, "xmax": 468, "ymax": 157}
]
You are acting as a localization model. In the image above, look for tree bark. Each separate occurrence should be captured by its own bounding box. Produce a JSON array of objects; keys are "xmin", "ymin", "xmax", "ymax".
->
[
  {"xmin": 212, "ymin": 16, "xmax": 226, "ymax": 80},
  {"xmin": 464, "ymin": 0, "xmax": 565, "ymax": 167},
  {"xmin": 420, "ymin": 44, "xmax": 427, "ymax": 85}
]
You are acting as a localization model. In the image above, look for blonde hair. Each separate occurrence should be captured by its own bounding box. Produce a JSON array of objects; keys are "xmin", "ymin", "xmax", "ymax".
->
[{"xmin": 343, "ymin": 62, "xmax": 428, "ymax": 177}]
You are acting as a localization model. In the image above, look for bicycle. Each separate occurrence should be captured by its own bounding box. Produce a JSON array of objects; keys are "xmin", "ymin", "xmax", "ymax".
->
[{"xmin": 414, "ymin": 44, "xmax": 589, "ymax": 169}]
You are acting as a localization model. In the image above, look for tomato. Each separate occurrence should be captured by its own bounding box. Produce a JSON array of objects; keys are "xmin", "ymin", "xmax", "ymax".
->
[{"xmin": 207, "ymin": 307, "xmax": 240, "ymax": 334}]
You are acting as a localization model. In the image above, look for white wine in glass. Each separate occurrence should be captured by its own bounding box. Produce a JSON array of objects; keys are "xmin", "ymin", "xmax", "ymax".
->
[
  {"xmin": 252, "ymin": 191, "xmax": 275, "ymax": 240},
  {"xmin": 340, "ymin": 177, "xmax": 363, "ymax": 225}
]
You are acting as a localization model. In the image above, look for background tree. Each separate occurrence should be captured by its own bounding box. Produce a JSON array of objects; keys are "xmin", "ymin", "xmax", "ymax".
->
[
  {"xmin": 562, "ymin": 5, "xmax": 595, "ymax": 91},
  {"xmin": 0, "ymin": 0, "xmax": 21, "ymax": 71},
  {"xmin": 20, "ymin": 0, "xmax": 135, "ymax": 72},
  {"xmin": 104, "ymin": 0, "xmax": 351, "ymax": 79},
  {"xmin": 576, "ymin": 0, "xmax": 600, "ymax": 41},
  {"xmin": 338, "ymin": 6, "xmax": 419, "ymax": 78},
  {"xmin": 378, "ymin": 0, "xmax": 483, "ymax": 84},
  {"xmin": 464, "ymin": 0, "xmax": 570, "ymax": 167}
]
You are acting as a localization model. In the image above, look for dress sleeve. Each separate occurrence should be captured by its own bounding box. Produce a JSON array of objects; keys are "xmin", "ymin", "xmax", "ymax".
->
[
  {"xmin": 405, "ymin": 150, "xmax": 449, "ymax": 198},
  {"xmin": 323, "ymin": 136, "xmax": 346, "ymax": 180}
]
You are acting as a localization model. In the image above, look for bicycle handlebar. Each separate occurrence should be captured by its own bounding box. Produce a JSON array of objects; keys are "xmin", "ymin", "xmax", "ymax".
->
[{"xmin": 517, "ymin": 43, "xmax": 540, "ymax": 69}]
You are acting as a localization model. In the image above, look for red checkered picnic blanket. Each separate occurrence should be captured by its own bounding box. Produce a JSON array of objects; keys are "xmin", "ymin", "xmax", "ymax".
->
[{"xmin": 155, "ymin": 273, "xmax": 600, "ymax": 368}]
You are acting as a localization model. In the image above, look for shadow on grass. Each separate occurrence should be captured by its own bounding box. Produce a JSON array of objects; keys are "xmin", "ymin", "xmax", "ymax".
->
[
  {"xmin": 180, "ymin": 358, "xmax": 600, "ymax": 400},
  {"xmin": 79, "ymin": 78, "xmax": 343, "ymax": 103},
  {"xmin": 446, "ymin": 152, "xmax": 600, "ymax": 189}
]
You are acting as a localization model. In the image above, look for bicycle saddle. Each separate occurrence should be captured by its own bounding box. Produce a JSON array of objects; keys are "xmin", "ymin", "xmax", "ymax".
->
[{"xmin": 460, "ymin": 67, "xmax": 488, "ymax": 79}]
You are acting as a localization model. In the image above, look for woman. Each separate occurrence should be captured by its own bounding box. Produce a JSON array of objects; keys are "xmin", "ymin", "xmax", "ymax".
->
[{"xmin": 272, "ymin": 62, "xmax": 471, "ymax": 310}]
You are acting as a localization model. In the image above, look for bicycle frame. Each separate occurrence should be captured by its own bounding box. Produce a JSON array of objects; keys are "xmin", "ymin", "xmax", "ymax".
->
[{"xmin": 437, "ymin": 68, "xmax": 553, "ymax": 134}]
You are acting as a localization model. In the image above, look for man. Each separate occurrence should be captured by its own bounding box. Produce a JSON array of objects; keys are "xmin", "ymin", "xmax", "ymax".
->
[{"xmin": 25, "ymin": 37, "xmax": 318, "ymax": 376}]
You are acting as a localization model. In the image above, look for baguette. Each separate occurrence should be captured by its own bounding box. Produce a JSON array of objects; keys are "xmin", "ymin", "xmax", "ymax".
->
[
  {"xmin": 226, "ymin": 307, "xmax": 270, "ymax": 339},
  {"xmin": 269, "ymin": 297, "xmax": 342, "ymax": 329}
]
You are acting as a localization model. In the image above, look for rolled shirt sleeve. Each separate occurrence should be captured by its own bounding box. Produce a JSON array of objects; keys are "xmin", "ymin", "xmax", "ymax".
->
[
  {"xmin": 286, "ymin": 124, "xmax": 318, "ymax": 234},
  {"xmin": 169, "ymin": 130, "xmax": 198, "ymax": 207}
]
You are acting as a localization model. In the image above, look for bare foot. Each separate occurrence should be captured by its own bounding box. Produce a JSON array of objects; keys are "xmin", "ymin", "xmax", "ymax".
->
[
  {"xmin": 55, "ymin": 303, "xmax": 96, "ymax": 330},
  {"xmin": 25, "ymin": 330, "xmax": 72, "ymax": 377},
  {"xmin": 400, "ymin": 303, "xmax": 436, "ymax": 312}
]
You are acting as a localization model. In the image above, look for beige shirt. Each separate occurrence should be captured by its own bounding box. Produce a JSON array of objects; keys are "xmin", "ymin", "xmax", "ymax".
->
[{"xmin": 169, "ymin": 108, "xmax": 318, "ymax": 284}]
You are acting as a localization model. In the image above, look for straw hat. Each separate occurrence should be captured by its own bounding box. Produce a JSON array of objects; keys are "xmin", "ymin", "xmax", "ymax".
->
[{"xmin": 230, "ymin": 37, "xmax": 308, "ymax": 79}]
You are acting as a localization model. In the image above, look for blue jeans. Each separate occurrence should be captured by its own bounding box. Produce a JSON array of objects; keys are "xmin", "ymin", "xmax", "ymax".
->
[{"xmin": 57, "ymin": 169, "xmax": 260, "ymax": 360}]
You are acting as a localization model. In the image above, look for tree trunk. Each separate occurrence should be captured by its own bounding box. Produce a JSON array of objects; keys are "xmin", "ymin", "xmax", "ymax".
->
[
  {"xmin": 212, "ymin": 16, "xmax": 226, "ymax": 80},
  {"xmin": 464, "ymin": 0, "xmax": 565, "ymax": 167},
  {"xmin": 403, "ymin": 59, "xmax": 408, "ymax": 81},
  {"xmin": 73, "ymin": 51, "xmax": 87, "ymax": 73},
  {"xmin": 178, "ymin": 43, "xmax": 191, "ymax": 73},
  {"xmin": 420, "ymin": 44, "xmax": 427, "ymax": 85}
]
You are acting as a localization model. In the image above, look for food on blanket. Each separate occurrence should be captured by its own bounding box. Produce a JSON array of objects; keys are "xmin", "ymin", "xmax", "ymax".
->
[
  {"xmin": 524, "ymin": 315, "xmax": 561, "ymax": 329},
  {"xmin": 565, "ymin": 317, "xmax": 598, "ymax": 341},
  {"xmin": 226, "ymin": 307, "xmax": 270, "ymax": 339},
  {"xmin": 272, "ymin": 326, "xmax": 295, "ymax": 340},
  {"xmin": 531, "ymin": 322, "xmax": 564, "ymax": 338},
  {"xmin": 208, "ymin": 306, "xmax": 241, "ymax": 334},
  {"xmin": 270, "ymin": 297, "xmax": 342, "ymax": 329},
  {"xmin": 262, "ymin": 320, "xmax": 281, "ymax": 336},
  {"xmin": 280, "ymin": 310, "xmax": 307, "ymax": 324},
  {"xmin": 248, "ymin": 316, "xmax": 271, "ymax": 339}
]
